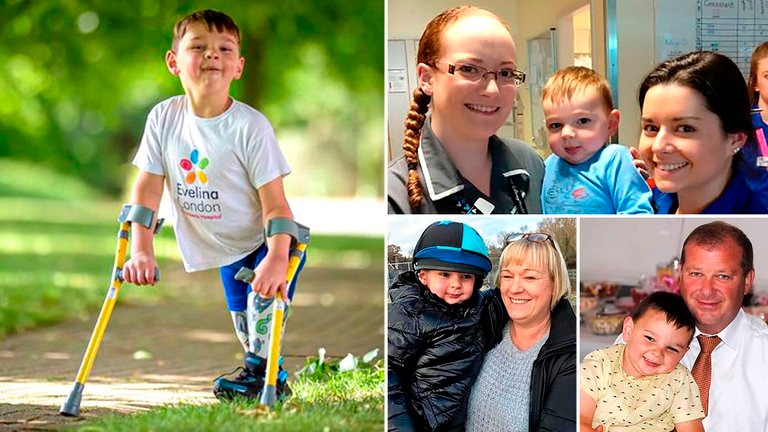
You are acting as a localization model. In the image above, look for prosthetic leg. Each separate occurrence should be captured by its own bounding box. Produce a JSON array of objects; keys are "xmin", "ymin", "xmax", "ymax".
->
[
  {"xmin": 234, "ymin": 218, "xmax": 309, "ymax": 407},
  {"xmin": 59, "ymin": 204, "xmax": 162, "ymax": 417}
]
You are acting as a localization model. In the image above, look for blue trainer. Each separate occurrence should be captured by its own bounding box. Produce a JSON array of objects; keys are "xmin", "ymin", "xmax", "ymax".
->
[{"xmin": 213, "ymin": 353, "xmax": 291, "ymax": 401}]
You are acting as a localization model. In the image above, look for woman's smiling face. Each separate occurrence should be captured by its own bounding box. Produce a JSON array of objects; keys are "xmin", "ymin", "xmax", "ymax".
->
[
  {"xmin": 638, "ymin": 84, "xmax": 741, "ymax": 201},
  {"xmin": 498, "ymin": 261, "xmax": 553, "ymax": 328},
  {"xmin": 422, "ymin": 14, "xmax": 518, "ymax": 143}
]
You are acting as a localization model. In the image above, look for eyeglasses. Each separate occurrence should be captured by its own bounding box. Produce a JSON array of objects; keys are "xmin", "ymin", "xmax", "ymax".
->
[
  {"xmin": 505, "ymin": 232, "xmax": 557, "ymax": 249},
  {"xmin": 435, "ymin": 62, "xmax": 526, "ymax": 87}
]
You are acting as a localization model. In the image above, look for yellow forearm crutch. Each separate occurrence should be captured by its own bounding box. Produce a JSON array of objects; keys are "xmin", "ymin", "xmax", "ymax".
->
[
  {"xmin": 60, "ymin": 204, "xmax": 162, "ymax": 417},
  {"xmin": 235, "ymin": 218, "xmax": 309, "ymax": 407}
]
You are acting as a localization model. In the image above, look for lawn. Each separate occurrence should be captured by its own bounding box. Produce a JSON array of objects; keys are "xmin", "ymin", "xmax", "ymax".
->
[{"xmin": 74, "ymin": 352, "xmax": 384, "ymax": 432}]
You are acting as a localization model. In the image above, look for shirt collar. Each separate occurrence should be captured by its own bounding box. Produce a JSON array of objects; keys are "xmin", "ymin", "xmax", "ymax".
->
[
  {"xmin": 694, "ymin": 308, "xmax": 745, "ymax": 352},
  {"xmin": 753, "ymin": 103, "xmax": 767, "ymax": 128},
  {"xmin": 418, "ymin": 117, "xmax": 529, "ymax": 202},
  {"xmin": 418, "ymin": 117, "xmax": 465, "ymax": 201}
]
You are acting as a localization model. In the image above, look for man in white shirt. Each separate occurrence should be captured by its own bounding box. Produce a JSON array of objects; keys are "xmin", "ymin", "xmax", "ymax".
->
[{"xmin": 677, "ymin": 221, "xmax": 768, "ymax": 431}]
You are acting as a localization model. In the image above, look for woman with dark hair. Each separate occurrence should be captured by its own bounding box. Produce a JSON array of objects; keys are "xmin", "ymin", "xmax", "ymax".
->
[
  {"xmin": 637, "ymin": 51, "xmax": 768, "ymax": 214},
  {"xmin": 387, "ymin": 6, "xmax": 544, "ymax": 215}
]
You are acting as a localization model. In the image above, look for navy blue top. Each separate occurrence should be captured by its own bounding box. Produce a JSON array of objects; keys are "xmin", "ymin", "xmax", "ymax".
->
[
  {"xmin": 653, "ymin": 164, "xmax": 768, "ymax": 214},
  {"xmin": 744, "ymin": 106, "xmax": 768, "ymax": 196}
]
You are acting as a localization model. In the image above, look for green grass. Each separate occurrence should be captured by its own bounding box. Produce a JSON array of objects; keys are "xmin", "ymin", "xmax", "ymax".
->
[
  {"xmin": 0, "ymin": 159, "xmax": 174, "ymax": 336},
  {"xmin": 0, "ymin": 158, "xmax": 109, "ymax": 201},
  {"xmin": 74, "ymin": 355, "xmax": 384, "ymax": 431},
  {"xmin": 0, "ymin": 158, "xmax": 383, "ymax": 337}
]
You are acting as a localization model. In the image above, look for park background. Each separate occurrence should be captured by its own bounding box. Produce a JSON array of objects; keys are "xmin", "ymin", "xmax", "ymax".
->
[{"xmin": 0, "ymin": 1, "xmax": 385, "ymax": 430}]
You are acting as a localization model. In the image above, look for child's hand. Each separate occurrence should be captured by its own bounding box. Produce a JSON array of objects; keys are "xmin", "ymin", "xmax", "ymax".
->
[
  {"xmin": 250, "ymin": 253, "xmax": 290, "ymax": 302},
  {"xmin": 123, "ymin": 253, "xmax": 158, "ymax": 286}
]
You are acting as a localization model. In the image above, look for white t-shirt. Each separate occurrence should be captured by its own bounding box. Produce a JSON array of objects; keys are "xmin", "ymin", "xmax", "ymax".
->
[{"xmin": 133, "ymin": 95, "xmax": 290, "ymax": 271}]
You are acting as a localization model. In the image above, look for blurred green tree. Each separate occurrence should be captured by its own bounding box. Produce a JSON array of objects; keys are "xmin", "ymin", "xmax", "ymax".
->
[{"xmin": 0, "ymin": 0, "xmax": 383, "ymax": 197}]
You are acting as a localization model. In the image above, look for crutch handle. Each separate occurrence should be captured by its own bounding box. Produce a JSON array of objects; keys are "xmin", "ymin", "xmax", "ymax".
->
[
  {"xmin": 234, "ymin": 266, "xmax": 255, "ymax": 283},
  {"xmin": 114, "ymin": 268, "xmax": 160, "ymax": 283}
]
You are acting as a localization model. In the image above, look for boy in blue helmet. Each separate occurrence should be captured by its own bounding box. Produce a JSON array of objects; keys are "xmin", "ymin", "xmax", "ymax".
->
[{"xmin": 388, "ymin": 221, "xmax": 499, "ymax": 431}]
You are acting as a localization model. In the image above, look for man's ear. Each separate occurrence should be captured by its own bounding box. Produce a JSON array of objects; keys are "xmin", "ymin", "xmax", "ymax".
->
[
  {"xmin": 416, "ymin": 63, "xmax": 435, "ymax": 96},
  {"xmin": 745, "ymin": 268, "xmax": 755, "ymax": 295},
  {"xmin": 165, "ymin": 50, "xmax": 180, "ymax": 75}
]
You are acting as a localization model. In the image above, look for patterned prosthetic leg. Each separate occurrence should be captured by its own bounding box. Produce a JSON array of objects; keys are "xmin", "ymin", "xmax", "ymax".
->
[
  {"xmin": 214, "ymin": 241, "xmax": 304, "ymax": 402},
  {"xmin": 213, "ymin": 292, "xmax": 292, "ymax": 401},
  {"xmin": 245, "ymin": 291, "xmax": 291, "ymax": 397},
  {"xmin": 229, "ymin": 310, "xmax": 249, "ymax": 353}
]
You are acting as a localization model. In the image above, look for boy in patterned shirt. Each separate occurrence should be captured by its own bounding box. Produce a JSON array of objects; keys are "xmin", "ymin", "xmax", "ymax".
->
[{"xmin": 580, "ymin": 292, "xmax": 704, "ymax": 432}]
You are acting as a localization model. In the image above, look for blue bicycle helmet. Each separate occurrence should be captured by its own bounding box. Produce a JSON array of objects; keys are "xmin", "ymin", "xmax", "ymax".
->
[{"xmin": 412, "ymin": 221, "xmax": 492, "ymax": 278}]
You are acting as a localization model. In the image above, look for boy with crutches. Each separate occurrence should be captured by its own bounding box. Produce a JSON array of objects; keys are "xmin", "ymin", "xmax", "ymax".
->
[{"xmin": 122, "ymin": 9, "xmax": 304, "ymax": 401}]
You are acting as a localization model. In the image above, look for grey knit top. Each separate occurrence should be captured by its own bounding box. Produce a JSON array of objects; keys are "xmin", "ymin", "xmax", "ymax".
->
[{"xmin": 465, "ymin": 322, "xmax": 549, "ymax": 432}]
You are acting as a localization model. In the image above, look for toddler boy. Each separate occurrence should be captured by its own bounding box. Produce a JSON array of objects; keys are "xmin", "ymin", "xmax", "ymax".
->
[
  {"xmin": 541, "ymin": 66, "xmax": 652, "ymax": 214},
  {"xmin": 580, "ymin": 291, "xmax": 704, "ymax": 432}
]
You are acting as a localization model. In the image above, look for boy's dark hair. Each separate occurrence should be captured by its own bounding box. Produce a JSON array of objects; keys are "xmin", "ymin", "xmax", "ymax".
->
[
  {"xmin": 172, "ymin": 9, "xmax": 241, "ymax": 52},
  {"xmin": 632, "ymin": 291, "xmax": 696, "ymax": 343}
]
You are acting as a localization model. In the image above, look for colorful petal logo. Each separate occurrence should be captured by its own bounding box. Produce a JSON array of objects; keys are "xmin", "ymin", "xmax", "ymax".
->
[{"xmin": 179, "ymin": 149, "xmax": 209, "ymax": 184}]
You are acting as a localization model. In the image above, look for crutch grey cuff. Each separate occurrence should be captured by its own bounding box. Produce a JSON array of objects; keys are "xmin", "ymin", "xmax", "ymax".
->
[
  {"xmin": 118, "ymin": 204, "xmax": 155, "ymax": 230},
  {"xmin": 266, "ymin": 218, "xmax": 310, "ymax": 245}
]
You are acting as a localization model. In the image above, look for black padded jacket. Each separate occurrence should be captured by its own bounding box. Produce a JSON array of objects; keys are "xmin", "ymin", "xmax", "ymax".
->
[{"xmin": 387, "ymin": 271, "xmax": 497, "ymax": 432}]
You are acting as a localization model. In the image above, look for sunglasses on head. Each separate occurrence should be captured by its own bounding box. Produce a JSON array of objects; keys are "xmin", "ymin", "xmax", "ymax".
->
[{"xmin": 505, "ymin": 232, "xmax": 556, "ymax": 248}]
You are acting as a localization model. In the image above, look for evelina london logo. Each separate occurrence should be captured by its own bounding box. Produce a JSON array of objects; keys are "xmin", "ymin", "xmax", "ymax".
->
[{"xmin": 179, "ymin": 149, "xmax": 209, "ymax": 185}]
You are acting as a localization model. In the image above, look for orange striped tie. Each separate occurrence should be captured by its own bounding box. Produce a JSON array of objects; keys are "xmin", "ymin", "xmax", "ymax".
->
[{"xmin": 690, "ymin": 335, "xmax": 721, "ymax": 415}]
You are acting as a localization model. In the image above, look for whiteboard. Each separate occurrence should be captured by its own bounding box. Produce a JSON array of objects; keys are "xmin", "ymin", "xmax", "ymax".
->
[
  {"xmin": 655, "ymin": 0, "xmax": 697, "ymax": 62},
  {"xmin": 655, "ymin": 0, "xmax": 768, "ymax": 77}
]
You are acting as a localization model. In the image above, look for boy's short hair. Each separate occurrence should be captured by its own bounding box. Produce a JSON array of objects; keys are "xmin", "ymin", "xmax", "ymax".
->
[
  {"xmin": 172, "ymin": 9, "xmax": 241, "ymax": 52},
  {"xmin": 542, "ymin": 66, "xmax": 614, "ymax": 111},
  {"xmin": 631, "ymin": 291, "xmax": 696, "ymax": 343}
]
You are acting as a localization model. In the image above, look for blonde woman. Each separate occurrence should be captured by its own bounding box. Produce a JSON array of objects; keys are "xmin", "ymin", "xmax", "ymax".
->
[{"xmin": 466, "ymin": 233, "xmax": 576, "ymax": 431}]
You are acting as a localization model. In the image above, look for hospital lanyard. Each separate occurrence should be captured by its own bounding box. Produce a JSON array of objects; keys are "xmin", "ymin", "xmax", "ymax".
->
[
  {"xmin": 756, "ymin": 126, "xmax": 768, "ymax": 160},
  {"xmin": 752, "ymin": 108, "xmax": 768, "ymax": 167},
  {"xmin": 450, "ymin": 175, "xmax": 529, "ymax": 214}
]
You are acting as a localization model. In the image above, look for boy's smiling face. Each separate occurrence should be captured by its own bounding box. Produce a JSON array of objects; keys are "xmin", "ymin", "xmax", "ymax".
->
[
  {"xmin": 417, "ymin": 269, "xmax": 475, "ymax": 305},
  {"xmin": 621, "ymin": 308, "xmax": 692, "ymax": 379},
  {"xmin": 166, "ymin": 22, "xmax": 244, "ymax": 98}
]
